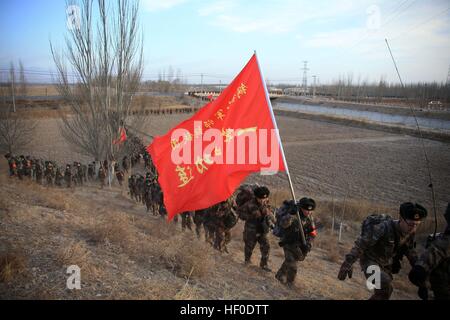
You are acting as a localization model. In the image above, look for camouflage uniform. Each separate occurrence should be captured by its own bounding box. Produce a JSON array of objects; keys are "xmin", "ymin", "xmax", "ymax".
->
[
  {"xmin": 24, "ymin": 157, "xmax": 32, "ymax": 178},
  {"xmin": 88, "ymin": 163, "xmax": 95, "ymax": 181},
  {"xmin": 275, "ymin": 211, "xmax": 317, "ymax": 286},
  {"xmin": 181, "ymin": 211, "xmax": 193, "ymax": 232},
  {"xmin": 55, "ymin": 167, "xmax": 64, "ymax": 187},
  {"xmin": 150, "ymin": 181, "xmax": 162, "ymax": 216},
  {"xmin": 237, "ymin": 198, "xmax": 275, "ymax": 269},
  {"xmin": 7, "ymin": 157, "xmax": 17, "ymax": 176},
  {"xmin": 76, "ymin": 162, "xmax": 84, "ymax": 185},
  {"xmin": 413, "ymin": 233, "xmax": 450, "ymax": 300},
  {"xmin": 128, "ymin": 175, "xmax": 136, "ymax": 199},
  {"xmin": 116, "ymin": 169, "xmax": 124, "ymax": 186},
  {"xmin": 193, "ymin": 209, "xmax": 207, "ymax": 239},
  {"xmin": 63, "ymin": 165, "xmax": 72, "ymax": 188},
  {"xmin": 409, "ymin": 204, "xmax": 449, "ymax": 300},
  {"xmin": 35, "ymin": 160, "xmax": 43, "ymax": 184},
  {"xmin": 122, "ymin": 156, "xmax": 129, "ymax": 172},
  {"xmin": 98, "ymin": 166, "xmax": 106, "ymax": 188},
  {"xmin": 136, "ymin": 175, "xmax": 145, "ymax": 203},
  {"xmin": 214, "ymin": 200, "xmax": 237, "ymax": 253},
  {"xmin": 203, "ymin": 206, "xmax": 217, "ymax": 245},
  {"xmin": 45, "ymin": 162, "xmax": 54, "ymax": 185},
  {"xmin": 341, "ymin": 219, "xmax": 418, "ymax": 300}
]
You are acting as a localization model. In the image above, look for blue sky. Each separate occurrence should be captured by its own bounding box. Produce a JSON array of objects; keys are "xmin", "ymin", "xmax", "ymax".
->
[{"xmin": 1, "ymin": 0, "xmax": 449, "ymax": 84}]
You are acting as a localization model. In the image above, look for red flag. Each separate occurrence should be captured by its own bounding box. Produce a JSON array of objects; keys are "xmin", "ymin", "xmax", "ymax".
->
[
  {"xmin": 207, "ymin": 94, "xmax": 214, "ymax": 101},
  {"xmin": 113, "ymin": 127, "xmax": 127, "ymax": 145},
  {"xmin": 148, "ymin": 54, "xmax": 285, "ymax": 220}
]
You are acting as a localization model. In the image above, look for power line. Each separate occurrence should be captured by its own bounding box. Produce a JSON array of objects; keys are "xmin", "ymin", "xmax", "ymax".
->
[{"xmin": 390, "ymin": 6, "xmax": 450, "ymax": 40}]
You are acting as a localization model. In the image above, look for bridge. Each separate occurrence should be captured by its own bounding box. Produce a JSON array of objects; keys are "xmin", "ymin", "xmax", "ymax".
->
[{"xmin": 186, "ymin": 89, "xmax": 284, "ymax": 100}]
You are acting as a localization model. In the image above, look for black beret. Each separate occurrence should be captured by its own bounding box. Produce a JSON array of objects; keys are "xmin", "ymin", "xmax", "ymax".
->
[
  {"xmin": 254, "ymin": 186, "xmax": 270, "ymax": 199},
  {"xmin": 400, "ymin": 202, "xmax": 427, "ymax": 221},
  {"xmin": 298, "ymin": 197, "xmax": 316, "ymax": 211}
]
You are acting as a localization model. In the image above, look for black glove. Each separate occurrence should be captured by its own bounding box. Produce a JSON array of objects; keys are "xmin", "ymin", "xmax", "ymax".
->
[
  {"xmin": 338, "ymin": 260, "xmax": 353, "ymax": 281},
  {"xmin": 408, "ymin": 265, "xmax": 427, "ymax": 286},
  {"xmin": 391, "ymin": 259, "xmax": 401, "ymax": 274},
  {"xmin": 418, "ymin": 286, "xmax": 428, "ymax": 300},
  {"xmin": 299, "ymin": 242, "xmax": 311, "ymax": 256}
]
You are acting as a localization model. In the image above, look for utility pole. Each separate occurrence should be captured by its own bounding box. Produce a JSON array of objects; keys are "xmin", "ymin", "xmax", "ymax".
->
[
  {"xmin": 312, "ymin": 75, "xmax": 317, "ymax": 100},
  {"xmin": 200, "ymin": 73, "xmax": 204, "ymax": 99},
  {"xmin": 301, "ymin": 61, "xmax": 309, "ymax": 96},
  {"xmin": 10, "ymin": 62, "xmax": 16, "ymax": 113}
]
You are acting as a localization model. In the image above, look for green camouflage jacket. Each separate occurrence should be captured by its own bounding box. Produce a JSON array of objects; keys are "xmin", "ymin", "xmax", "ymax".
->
[{"xmin": 346, "ymin": 219, "xmax": 417, "ymax": 269}]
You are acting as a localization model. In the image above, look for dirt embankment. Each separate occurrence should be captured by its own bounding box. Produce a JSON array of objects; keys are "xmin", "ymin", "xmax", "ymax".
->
[
  {"xmin": 276, "ymin": 96, "xmax": 450, "ymax": 121},
  {"xmin": 273, "ymin": 109, "xmax": 450, "ymax": 143}
]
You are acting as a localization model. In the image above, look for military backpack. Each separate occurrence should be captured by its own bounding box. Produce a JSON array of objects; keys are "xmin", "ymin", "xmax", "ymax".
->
[{"xmin": 273, "ymin": 200, "xmax": 298, "ymax": 238}]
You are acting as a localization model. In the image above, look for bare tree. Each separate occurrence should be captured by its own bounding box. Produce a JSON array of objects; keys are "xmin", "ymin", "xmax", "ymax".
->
[
  {"xmin": 9, "ymin": 62, "xmax": 16, "ymax": 113},
  {"xmin": 19, "ymin": 60, "xmax": 27, "ymax": 97},
  {"xmin": 51, "ymin": 0, "xmax": 144, "ymax": 165},
  {"xmin": 0, "ymin": 106, "xmax": 36, "ymax": 154}
]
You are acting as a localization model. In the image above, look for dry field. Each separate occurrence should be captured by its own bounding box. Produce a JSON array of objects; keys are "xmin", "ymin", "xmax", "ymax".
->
[
  {"xmin": 1, "ymin": 110, "xmax": 449, "ymax": 300},
  {"xmin": 141, "ymin": 113, "xmax": 450, "ymax": 217}
]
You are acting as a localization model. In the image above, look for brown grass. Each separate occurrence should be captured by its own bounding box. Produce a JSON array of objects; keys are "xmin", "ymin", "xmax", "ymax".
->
[
  {"xmin": 56, "ymin": 241, "xmax": 90, "ymax": 268},
  {"xmin": 85, "ymin": 212, "xmax": 133, "ymax": 246},
  {"xmin": 314, "ymin": 231, "xmax": 345, "ymax": 263},
  {"xmin": 83, "ymin": 210, "xmax": 215, "ymax": 280},
  {"xmin": 0, "ymin": 251, "xmax": 27, "ymax": 283},
  {"xmin": 37, "ymin": 192, "xmax": 72, "ymax": 211},
  {"xmin": 174, "ymin": 283, "xmax": 202, "ymax": 300},
  {"xmin": 155, "ymin": 230, "xmax": 215, "ymax": 279},
  {"xmin": 270, "ymin": 189, "xmax": 292, "ymax": 208}
]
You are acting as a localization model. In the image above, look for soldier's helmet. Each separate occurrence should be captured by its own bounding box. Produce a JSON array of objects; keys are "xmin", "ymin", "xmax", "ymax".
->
[
  {"xmin": 298, "ymin": 197, "xmax": 316, "ymax": 211},
  {"xmin": 400, "ymin": 202, "xmax": 427, "ymax": 221},
  {"xmin": 254, "ymin": 186, "xmax": 270, "ymax": 199}
]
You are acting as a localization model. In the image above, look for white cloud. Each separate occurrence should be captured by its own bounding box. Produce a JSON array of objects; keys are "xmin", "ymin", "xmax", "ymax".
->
[
  {"xmin": 198, "ymin": 1, "xmax": 232, "ymax": 17},
  {"xmin": 302, "ymin": 4, "xmax": 450, "ymax": 83},
  {"xmin": 198, "ymin": 0, "xmax": 374, "ymax": 34},
  {"xmin": 141, "ymin": 0, "xmax": 188, "ymax": 12}
]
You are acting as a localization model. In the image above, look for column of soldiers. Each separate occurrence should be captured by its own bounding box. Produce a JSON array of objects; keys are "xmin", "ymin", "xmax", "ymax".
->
[
  {"xmin": 6, "ymin": 151, "xmax": 448, "ymax": 299},
  {"xmin": 4, "ymin": 153, "xmax": 131, "ymax": 189}
]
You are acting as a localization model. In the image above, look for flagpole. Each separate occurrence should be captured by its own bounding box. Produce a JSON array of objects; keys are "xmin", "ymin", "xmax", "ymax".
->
[{"xmin": 254, "ymin": 51, "xmax": 307, "ymax": 248}]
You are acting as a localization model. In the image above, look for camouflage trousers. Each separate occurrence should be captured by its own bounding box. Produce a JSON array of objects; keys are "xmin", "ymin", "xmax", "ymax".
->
[
  {"xmin": 361, "ymin": 260, "xmax": 393, "ymax": 300},
  {"xmin": 194, "ymin": 220, "xmax": 204, "ymax": 239},
  {"xmin": 204, "ymin": 223, "xmax": 215, "ymax": 245},
  {"xmin": 275, "ymin": 243, "xmax": 304, "ymax": 285},
  {"xmin": 243, "ymin": 226, "xmax": 270, "ymax": 267},
  {"xmin": 214, "ymin": 226, "xmax": 231, "ymax": 253},
  {"xmin": 181, "ymin": 213, "xmax": 193, "ymax": 231}
]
